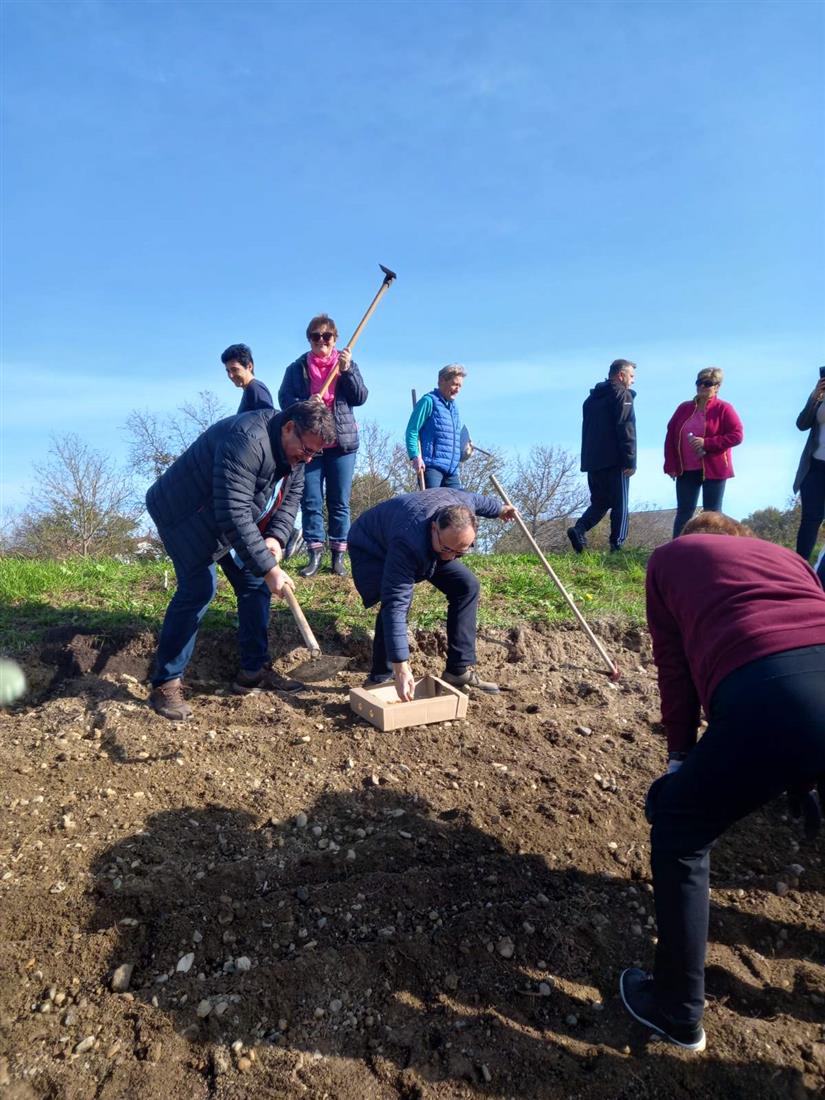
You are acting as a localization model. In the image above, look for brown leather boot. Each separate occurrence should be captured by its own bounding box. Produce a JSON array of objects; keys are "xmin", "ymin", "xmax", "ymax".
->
[{"xmin": 149, "ymin": 678, "xmax": 193, "ymax": 721}]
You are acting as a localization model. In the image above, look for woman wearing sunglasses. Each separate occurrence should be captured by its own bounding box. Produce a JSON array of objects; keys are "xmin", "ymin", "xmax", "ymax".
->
[
  {"xmin": 278, "ymin": 314, "xmax": 368, "ymax": 577},
  {"xmin": 663, "ymin": 367, "xmax": 744, "ymax": 538}
]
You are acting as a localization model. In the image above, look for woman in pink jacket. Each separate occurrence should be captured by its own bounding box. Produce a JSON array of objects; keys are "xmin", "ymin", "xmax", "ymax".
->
[{"xmin": 663, "ymin": 367, "xmax": 744, "ymax": 538}]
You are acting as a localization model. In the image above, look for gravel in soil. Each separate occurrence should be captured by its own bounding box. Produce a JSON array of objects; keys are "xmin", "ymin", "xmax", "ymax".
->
[{"xmin": 0, "ymin": 619, "xmax": 823, "ymax": 1099}]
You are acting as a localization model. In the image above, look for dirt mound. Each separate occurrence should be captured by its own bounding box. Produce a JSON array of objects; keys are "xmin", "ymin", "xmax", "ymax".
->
[{"xmin": 0, "ymin": 622, "xmax": 822, "ymax": 1098}]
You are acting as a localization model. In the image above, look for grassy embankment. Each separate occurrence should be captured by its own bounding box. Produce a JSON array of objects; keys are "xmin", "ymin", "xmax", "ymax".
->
[{"xmin": 0, "ymin": 550, "xmax": 649, "ymax": 654}]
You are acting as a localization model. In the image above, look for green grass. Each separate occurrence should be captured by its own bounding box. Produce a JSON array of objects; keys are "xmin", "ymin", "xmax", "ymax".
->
[{"xmin": 0, "ymin": 549, "xmax": 649, "ymax": 652}]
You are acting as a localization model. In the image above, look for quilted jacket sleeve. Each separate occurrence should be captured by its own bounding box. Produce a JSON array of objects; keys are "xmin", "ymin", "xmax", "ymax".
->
[
  {"xmin": 213, "ymin": 434, "xmax": 275, "ymax": 577},
  {"xmin": 263, "ymin": 464, "xmax": 304, "ymax": 548},
  {"xmin": 337, "ymin": 361, "xmax": 368, "ymax": 407},
  {"xmin": 278, "ymin": 359, "xmax": 307, "ymax": 411}
]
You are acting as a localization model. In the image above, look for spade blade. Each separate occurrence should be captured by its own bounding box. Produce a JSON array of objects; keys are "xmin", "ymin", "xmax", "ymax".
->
[{"xmin": 287, "ymin": 653, "xmax": 350, "ymax": 684}]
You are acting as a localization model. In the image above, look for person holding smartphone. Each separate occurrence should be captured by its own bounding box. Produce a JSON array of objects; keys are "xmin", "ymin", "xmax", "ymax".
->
[{"xmin": 793, "ymin": 367, "xmax": 825, "ymax": 563}]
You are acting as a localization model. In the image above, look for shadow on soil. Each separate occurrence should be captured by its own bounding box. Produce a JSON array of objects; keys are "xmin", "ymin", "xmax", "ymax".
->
[{"xmin": 87, "ymin": 789, "xmax": 818, "ymax": 1098}]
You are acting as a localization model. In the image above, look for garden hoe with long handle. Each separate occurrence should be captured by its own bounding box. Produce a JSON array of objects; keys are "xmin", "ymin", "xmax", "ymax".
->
[
  {"xmin": 489, "ymin": 475, "xmax": 620, "ymax": 681},
  {"xmin": 317, "ymin": 264, "xmax": 397, "ymax": 399}
]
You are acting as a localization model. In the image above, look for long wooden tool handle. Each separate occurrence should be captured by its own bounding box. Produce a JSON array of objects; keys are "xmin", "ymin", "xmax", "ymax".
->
[
  {"xmin": 412, "ymin": 388, "xmax": 426, "ymax": 491},
  {"xmin": 282, "ymin": 586, "xmax": 321, "ymax": 656},
  {"xmin": 317, "ymin": 277, "xmax": 394, "ymax": 399},
  {"xmin": 489, "ymin": 475, "xmax": 618, "ymax": 678}
]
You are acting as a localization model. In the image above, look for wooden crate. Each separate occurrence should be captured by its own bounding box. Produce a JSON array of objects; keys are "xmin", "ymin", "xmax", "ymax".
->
[{"xmin": 349, "ymin": 674, "xmax": 469, "ymax": 731}]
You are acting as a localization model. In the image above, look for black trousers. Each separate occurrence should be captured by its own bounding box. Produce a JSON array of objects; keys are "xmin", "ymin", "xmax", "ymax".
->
[
  {"xmin": 648, "ymin": 645, "xmax": 825, "ymax": 1028},
  {"xmin": 576, "ymin": 467, "xmax": 630, "ymax": 548},
  {"xmin": 796, "ymin": 457, "xmax": 825, "ymax": 561},
  {"xmin": 370, "ymin": 559, "xmax": 480, "ymax": 677}
]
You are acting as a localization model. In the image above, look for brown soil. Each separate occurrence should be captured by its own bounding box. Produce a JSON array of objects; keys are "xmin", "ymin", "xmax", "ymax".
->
[{"xmin": 0, "ymin": 619, "xmax": 823, "ymax": 1099}]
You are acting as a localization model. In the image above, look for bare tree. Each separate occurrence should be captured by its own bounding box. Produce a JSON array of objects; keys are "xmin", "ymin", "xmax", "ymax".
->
[
  {"xmin": 11, "ymin": 434, "xmax": 140, "ymax": 558},
  {"xmin": 495, "ymin": 445, "xmax": 588, "ymax": 551},
  {"xmin": 124, "ymin": 390, "xmax": 228, "ymax": 482}
]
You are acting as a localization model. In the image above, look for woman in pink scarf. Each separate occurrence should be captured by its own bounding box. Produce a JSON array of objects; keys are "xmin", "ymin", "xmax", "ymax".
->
[{"xmin": 278, "ymin": 314, "xmax": 368, "ymax": 577}]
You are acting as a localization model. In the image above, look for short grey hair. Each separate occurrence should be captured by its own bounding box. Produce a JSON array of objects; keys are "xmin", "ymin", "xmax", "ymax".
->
[
  {"xmin": 435, "ymin": 504, "xmax": 478, "ymax": 534},
  {"xmin": 438, "ymin": 363, "xmax": 467, "ymax": 383}
]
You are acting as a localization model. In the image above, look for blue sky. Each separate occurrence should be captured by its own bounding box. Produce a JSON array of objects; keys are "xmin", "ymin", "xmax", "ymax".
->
[{"xmin": 2, "ymin": 0, "xmax": 823, "ymax": 522}]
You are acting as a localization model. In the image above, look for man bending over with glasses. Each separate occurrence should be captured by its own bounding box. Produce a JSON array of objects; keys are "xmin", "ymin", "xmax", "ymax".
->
[
  {"xmin": 146, "ymin": 400, "xmax": 335, "ymax": 720},
  {"xmin": 348, "ymin": 489, "xmax": 515, "ymax": 702}
]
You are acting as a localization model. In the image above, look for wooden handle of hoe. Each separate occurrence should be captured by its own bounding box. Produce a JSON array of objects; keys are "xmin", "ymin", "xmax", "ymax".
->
[
  {"xmin": 412, "ymin": 388, "xmax": 426, "ymax": 490},
  {"xmin": 282, "ymin": 586, "xmax": 321, "ymax": 657},
  {"xmin": 489, "ymin": 475, "xmax": 620, "ymax": 680},
  {"xmin": 317, "ymin": 278, "xmax": 395, "ymax": 400}
]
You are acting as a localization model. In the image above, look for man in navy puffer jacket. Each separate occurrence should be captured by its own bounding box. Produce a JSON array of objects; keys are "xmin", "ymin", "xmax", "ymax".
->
[
  {"xmin": 146, "ymin": 401, "xmax": 335, "ymax": 720},
  {"xmin": 348, "ymin": 489, "xmax": 515, "ymax": 702}
]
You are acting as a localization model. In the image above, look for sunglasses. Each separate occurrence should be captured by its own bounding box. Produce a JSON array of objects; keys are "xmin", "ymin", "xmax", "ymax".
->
[
  {"xmin": 309, "ymin": 331, "xmax": 335, "ymax": 344},
  {"xmin": 433, "ymin": 526, "xmax": 473, "ymax": 557},
  {"xmin": 696, "ymin": 379, "xmax": 716, "ymax": 388}
]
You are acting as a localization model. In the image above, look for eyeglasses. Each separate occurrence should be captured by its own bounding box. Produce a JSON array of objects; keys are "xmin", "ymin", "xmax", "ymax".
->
[
  {"xmin": 295, "ymin": 430, "xmax": 323, "ymax": 460},
  {"xmin": 433, "ymin": 526, "xmax": 474, "ymax": 557},
  {"xmin": 696, "ymin": 379, "xmax": 716, "ymax": 388},
  {"xmin": 309, "ymin": 331, "xmax": 335, "ymax": 344}
]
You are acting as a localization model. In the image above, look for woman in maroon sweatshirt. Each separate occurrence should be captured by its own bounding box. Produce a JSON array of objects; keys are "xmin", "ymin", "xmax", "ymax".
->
[
  {"xmin": 620, "ymin": 512, "xmax": 825, "ymax": 1051},
  {"xmin": 663, "ymin": 367, "xmax": 744, "ymax": 538}
]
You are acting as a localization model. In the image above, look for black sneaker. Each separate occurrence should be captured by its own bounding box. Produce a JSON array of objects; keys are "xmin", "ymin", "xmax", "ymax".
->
[
  {"xmin": 364, "ymin": 672, "xmax": 393, "ymax": 687},
  {"xmin": 567, "ymin": 526, "xmax": 586, "ymax": 553},
  {"xmin": 619, "ymin": 968, "xmax": 706, "ymax": 1051},
  {"xmin": 232, "ymin": 669, "xmax": 302, "ymax": 695}
]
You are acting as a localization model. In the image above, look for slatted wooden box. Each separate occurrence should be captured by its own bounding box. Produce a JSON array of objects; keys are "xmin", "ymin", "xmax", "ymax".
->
[{"xmin": 349, "ymin": 674, "xmax": 469, "ymax": 731}]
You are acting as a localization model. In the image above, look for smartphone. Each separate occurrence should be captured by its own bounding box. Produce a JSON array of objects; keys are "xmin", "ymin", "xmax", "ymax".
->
[{"xmin": 819, "ymin": 365, "xmax": 825, "ymax": 379}]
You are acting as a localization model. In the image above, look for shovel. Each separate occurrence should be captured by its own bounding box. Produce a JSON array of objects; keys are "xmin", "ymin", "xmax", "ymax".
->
[{"xmin": 282, "ymin": 587, "xmax": 350, "ymax": 683}]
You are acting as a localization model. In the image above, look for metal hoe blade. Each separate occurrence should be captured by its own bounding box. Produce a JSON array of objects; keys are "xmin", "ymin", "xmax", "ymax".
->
[{"xmin": 287, "ymin": 652, "xmax": 350, "ymax": 684}]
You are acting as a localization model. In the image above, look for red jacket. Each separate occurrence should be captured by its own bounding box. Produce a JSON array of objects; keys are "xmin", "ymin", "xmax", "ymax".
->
[
  {"xmin": 663, "ymin": 397, "xmax": 743, "ymax": 480},
  {"xmin": 646, "ymin": 535, "xmax": 825, "ymax": 752}
]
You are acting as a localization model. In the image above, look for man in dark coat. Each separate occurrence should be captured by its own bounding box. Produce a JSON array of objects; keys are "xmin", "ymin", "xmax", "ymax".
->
[
  {"xmin": 567, "ymin": 359, "xmax": 637, "ymax": 552},
  {"xmin": 146, "ymin": 401, "xmax": 335, "ymax": 720},
  {"xmin": 348, "ymin": 489, "xmax": 515, "ymax": 702}
]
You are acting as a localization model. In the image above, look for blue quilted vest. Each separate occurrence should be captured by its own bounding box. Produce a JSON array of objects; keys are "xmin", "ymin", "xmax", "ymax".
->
[{"xmin": 420, "ymin": 389, "xmax": 461, "ymax": 474}]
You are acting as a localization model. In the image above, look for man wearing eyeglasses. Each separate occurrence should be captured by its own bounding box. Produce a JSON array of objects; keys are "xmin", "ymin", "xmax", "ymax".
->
[
  {"xmin": 568, "ymin": 358, "xmax": 637, "ymax": 553},
  {"xmin": 348, "ymin": 489, "xmax": 516, "ymax": 702},
  {"xmin": 145, "ymin": 400, "xmax": 336, "ymax": 721}
]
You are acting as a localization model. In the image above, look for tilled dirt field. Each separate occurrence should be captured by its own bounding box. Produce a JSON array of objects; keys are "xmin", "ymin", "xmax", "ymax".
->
[{"xmin": 0, "ymin": 617, "xmax": 823, "ymax": 1100}]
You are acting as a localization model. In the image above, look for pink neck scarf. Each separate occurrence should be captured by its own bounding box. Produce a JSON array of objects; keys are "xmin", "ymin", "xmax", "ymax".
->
[{"xmin": 307, "ymin": 349, "xmax": 340, "ymax": 409}]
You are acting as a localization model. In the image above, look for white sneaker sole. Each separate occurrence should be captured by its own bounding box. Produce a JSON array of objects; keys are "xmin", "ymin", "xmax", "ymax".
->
[{"xmin": 619, "ymin": 970, "xmax": 707, "ymax": 1052}]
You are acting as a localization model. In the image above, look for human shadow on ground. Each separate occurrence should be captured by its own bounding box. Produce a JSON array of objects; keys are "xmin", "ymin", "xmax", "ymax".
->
[{"xmin": 87, "ymin": 789, "xmax": 821, "ymax": 1098}]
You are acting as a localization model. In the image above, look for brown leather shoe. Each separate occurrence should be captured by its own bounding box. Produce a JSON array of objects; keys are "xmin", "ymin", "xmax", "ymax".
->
[{"xmin": 149, "ymin": 679, "xmax": 193, "ymax": 721}]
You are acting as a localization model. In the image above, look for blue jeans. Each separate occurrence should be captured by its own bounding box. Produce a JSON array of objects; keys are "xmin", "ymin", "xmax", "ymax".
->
[
  {"xmin": 648, "ymin": 646, "xmax": 825, "ymax": 1029},
  {"xmin": 796, "ymin": 457, "xmax": 825, "ymax": 561},
  {"xmin": 369, "ymin": 559, "xmax": 480, "ymax": 677},
  {"xmin": 672, "ymin": 471, "xmax": 726, "ymax": 538},
  {"xmin": 424, "ymin": 467, "xmax": 462, "ymax": 489},
  {"xmin": 301, "ymin": 446, "xmax": 357, "ymax": 550},
  {"xmin": 151, "ymin": 533, "xmax": 271, "ymax": 685}
]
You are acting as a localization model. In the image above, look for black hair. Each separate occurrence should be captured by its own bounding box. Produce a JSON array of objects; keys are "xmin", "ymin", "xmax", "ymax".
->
[
  {"xmin": 221, "ymin": 344, "xmax": 254, "ymax": 371},
  {"xmin": 286, "ymin": 400, "xmax": 336, "ymax": 445}
]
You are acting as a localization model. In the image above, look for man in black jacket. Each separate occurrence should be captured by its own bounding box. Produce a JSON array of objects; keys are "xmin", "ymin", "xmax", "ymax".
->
[
  {"xmin": 567, "ymin": 359, "xmax": 637, "ymax": 552},
  {"xmin": 146, "ymin": 401, "xmax": 335, "ymax": 720}
]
